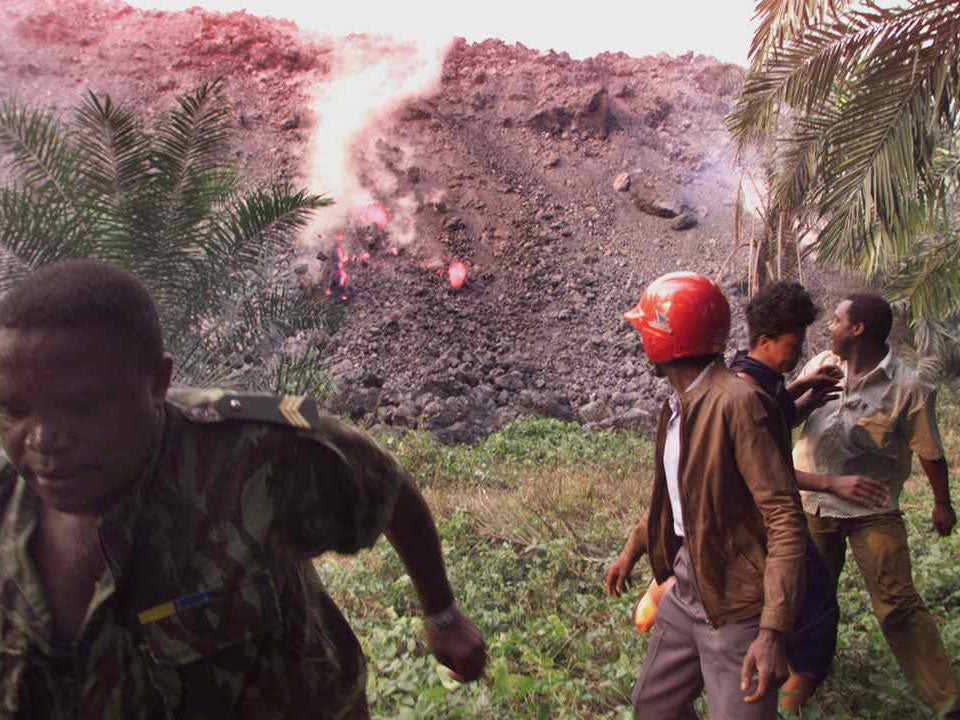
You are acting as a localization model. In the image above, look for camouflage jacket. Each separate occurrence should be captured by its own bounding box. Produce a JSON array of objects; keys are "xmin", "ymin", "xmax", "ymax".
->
[{"xmin": 0, "ymin": 388, "xmax": 406, "ymax": 719}]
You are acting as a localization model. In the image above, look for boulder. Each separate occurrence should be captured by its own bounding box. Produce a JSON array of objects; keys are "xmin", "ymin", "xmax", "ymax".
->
[
  {"xmin": 519, "ymin": 390, "xmax": 576, "ymax": 421},
  {"xmin": 598, "ymin": 406, "xmax": 656, "ymax": 433},
  {"xmin": 322, "ymin": 384, "xmax": 381, "ymax": 420},
  {"xmin": 420, "ymin": 376, "xmax": 469, "ymax": 398},
  {"xmin": 575, "ymin": 88, "xmax": 620, "ymax": 139},
  {"xmin": 493, "ymin": 370, "xmax": 525, "ymax": 391},
  {"xmin": 579, "ymin": 400, "xmax": 613, "ymax": 424},
  {"xmin": 528, "ymin": 106, "xmax": 573, "ymax": 135},
  {"xmin": 672, "ymin": 211, "xmax": 699, "ymax": 231},
  {"xmin": 634, "ymin": 195, "xmax": 683, "ymax": 218}
]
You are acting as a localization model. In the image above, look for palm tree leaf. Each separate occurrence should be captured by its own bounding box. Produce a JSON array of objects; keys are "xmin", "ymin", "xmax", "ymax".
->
[
  {"xmin": 810, "ymin": 75, "xmax": 947, "ymax": 271},
  {"xmin": 212, "ymin": 186, "xmax": 331, "ymax": 267},
  {"xmin": 0, "ymin": 187, "xmax": 89, "ymax": 286},
  {"xmin": 885, "ymin": 227, "xmax": 960, "ymax": 318},
  {"xmin": 73, "ymin": 92, "xmax": 151, "ymax": 204},
  {"xmin": 0, "ymin": 98, "xmax": 97, "ymax": 244},
  {"xmin": 748, "ymin": 0, "xmax": 851, "ymax": 65},
  {"xmin": 731, "ymin": 1, "xmax": 960, "ymax": 145},
  {"xmin": 149, "ymin": 79, "xmax": 239, "ymax": 253},
  {"xmin": 0, "ymin": 83, "xmax": 338, "ymax": 397},
  {"xmin": 0, "ymin": 99, "xmax": 77, "ymax": 196}
]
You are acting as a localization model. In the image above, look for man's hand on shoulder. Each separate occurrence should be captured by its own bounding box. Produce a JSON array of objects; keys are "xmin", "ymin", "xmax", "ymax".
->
[
  {"xmin": 424, "ymin": 606, "xmax": 487, "ymax": 682},
  {"xmin": 791, "ymin": 366, "xmax": 842, "ymax": 416},
  {"xmin": 933, "ymin": 501, "xmax": 956, "ymax": 537},
  {"xmin": 740, "ymin": 628, "xmax": 788, "ymax": 703}
]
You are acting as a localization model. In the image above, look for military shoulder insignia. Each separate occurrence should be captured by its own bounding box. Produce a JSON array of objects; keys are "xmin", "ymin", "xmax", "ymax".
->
[{"xmin": 166, "ymin": 386, "xmax": 322, "ymax": 431}]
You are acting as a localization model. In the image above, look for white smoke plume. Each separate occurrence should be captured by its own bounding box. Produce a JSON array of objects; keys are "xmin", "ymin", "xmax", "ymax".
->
[{"xmin": 301, "ymin": 35, "xmax": 449, "ymax": 253}]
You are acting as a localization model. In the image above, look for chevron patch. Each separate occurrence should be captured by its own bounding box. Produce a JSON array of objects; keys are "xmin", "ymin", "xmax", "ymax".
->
[{"xmin": 278, "ymin": 395, "xmax": 311, "ymax": 429}]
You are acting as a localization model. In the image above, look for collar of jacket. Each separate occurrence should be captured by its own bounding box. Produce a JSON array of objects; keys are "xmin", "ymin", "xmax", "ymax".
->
[{"xmin": 678, "ymin": 359, "xmax": 725, "ymax": 403}]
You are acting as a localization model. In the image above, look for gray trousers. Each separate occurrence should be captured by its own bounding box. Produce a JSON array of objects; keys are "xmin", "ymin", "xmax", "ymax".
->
[{"xmin": 631, "ymin": 546, "xmax": 780, "ymax": 720}]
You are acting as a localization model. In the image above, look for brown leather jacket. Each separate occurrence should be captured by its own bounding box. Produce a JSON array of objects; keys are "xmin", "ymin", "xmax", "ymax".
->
[{"xmin": 646, "ymin": 362, "xmax": 807, "ymax": 633}]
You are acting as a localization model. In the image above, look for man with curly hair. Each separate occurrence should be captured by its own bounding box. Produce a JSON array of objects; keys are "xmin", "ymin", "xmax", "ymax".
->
[{"xmin": 731, "ymin": 281, "xmax": 847, "ymax": 714}]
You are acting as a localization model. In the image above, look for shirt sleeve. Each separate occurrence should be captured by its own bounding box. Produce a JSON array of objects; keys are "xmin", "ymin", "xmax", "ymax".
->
[
  {"xmin": 730, "ymin": 389, "xmax": 807, "ymax": 633},
  {"xmin": 906, "ymin": 388, "xmax": 946, "ymax": 461},
  {"xmin": 271, "ymin": 415, "xmax": 406, "ymax": 557}
]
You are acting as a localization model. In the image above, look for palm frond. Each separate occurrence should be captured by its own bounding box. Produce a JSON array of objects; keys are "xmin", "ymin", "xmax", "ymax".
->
[
  {"xmin": 70, "ymin": 92, "xmax": 157, "ymax": 265},
  {"xmin": 748, "ymin": 0, "xmax": 851, "ymax": 66},
  {"xmin": 172, "ymin": 266, "xmax": 338, "ymax": 394},
  {"xmin": 268, "ymin": 348, "xmax": 331, "ymax": 397},
  {"xmin": 73, "ymin": 92, "xmax": 151, "ymax": 204},
  {"xmin": 0, "ymin": 187, "xmax": 89, "ymax": 286},
  {"xmin": 150, "ymin": 79, "xmax": 238, "ymax": 252},
  {"xmin": 0, "ymin": 99, "xmax": 77, "ymax": 196},
  {"xmin": 811, "ymin": 80, "xmax": 941, "ymax": 270},
  {"xmin": 732, "ymin": 0, "xmax": 960, "ymax": 275},
  {"xmin": 0, "ymin": 83, "xmax": 337, "ymax": 397},
  {"xmin": 731, "ymin": 1, "xmax": 960, "ymax": 145},
  {"xmin": 0, "ymin": 98, "xmax": 95, "ymax": 243},
  {"xmin": 904, "ymin": 314, "xmax": 960, "ymax": 390},
  {"xmin": 885, "ymin": 228, "xmax": 960, "ymax": 318},
  {"xmin": 212, "ymin": 186, "xmax": 332, "ymax": 267}
]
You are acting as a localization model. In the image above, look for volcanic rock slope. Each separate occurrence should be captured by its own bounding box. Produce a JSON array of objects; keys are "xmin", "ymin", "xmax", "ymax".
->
[
  {"xmin": 1, "ymin": 1, "xmax": 828, "ymax": 442},
  {"xmin": 328, "ymin": 42, "xmax": 755, "ymax": 442}
]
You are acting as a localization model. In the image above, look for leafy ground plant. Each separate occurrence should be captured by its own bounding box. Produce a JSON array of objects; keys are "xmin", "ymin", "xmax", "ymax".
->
[
  {"xmin": 0, "ymin": 80, "xmax": 334, "ymax": 393},
  {"xmin": 319, "ymin": 409, "xmax": 960, "ymax": 719}
]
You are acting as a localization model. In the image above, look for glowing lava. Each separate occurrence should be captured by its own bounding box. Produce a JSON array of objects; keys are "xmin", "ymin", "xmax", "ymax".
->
[
  {"xmin": 355, "ymin": 201, "xmax": 391, "ymax": 229},
  {"xmin": 448, "ymin": 260, "xmax": 467, "ymax": 289},
  {"xmin": 326, "ymin": 244, "xmax": 352, "ymax": 301}
]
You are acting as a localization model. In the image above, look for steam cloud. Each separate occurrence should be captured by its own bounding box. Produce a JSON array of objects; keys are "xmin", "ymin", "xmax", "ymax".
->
[{"xmin": 302, "ymin": 35, "xmax": 450, "ymax": 254}]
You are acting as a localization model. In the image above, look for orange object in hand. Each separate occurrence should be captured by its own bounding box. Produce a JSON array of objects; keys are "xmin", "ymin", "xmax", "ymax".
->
[{"xmin": 632, "ymin": 577, "xmax": 675, "ymax": 633}]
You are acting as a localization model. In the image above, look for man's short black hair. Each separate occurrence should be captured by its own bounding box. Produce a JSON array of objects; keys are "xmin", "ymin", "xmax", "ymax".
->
[
  {"xmin": 746, "ymin": 281, "xmax": 820, "ymax": 346},
  {"xmin": 846, "ymin": 293, "xmax": 893, "ymax": 346},
  {"xmin": 0, "ymin": 259, "xmax": 164, "ymax": 372}
]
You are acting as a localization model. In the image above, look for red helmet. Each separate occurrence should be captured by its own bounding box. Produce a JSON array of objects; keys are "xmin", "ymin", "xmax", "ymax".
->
[{"xmin": 624, "ymin": 272, "xmax": 730, "ymax": 364}]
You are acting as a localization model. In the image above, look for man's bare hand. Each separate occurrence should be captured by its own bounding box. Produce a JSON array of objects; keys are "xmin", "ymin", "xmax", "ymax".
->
[
  {"xmin": 794, "ymin": 371, "xmax": 841, "ymax": 414},
  {"xmin": 740, "ymin": 628, "xmax": 788, "ymax": 703},
  {"xmin": 604, "ymin": 553, "xmax": 637, "ymax": 597},
  {"xmin": 817, "ymin": 364, "xmax": 844, "ymax": 381},
  {"xmin": 933, "ymin": 502, "xmax": 956, "ymax": 537},
  {"xmin": 828, "ymin": 474, "xmax": 889, "ymax": 508},
  {"xmin": 425, "ymin": 609, "xmax": 487, "ymax": 682}
]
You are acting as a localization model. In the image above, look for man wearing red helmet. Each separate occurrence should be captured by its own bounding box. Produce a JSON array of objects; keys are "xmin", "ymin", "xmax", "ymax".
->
[{"xmin": 611, "ymin": 272, "xmax": 808, "ymax": 719}]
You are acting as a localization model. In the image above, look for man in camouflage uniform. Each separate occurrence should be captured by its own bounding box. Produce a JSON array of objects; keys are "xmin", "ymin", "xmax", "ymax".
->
[{"xmin": 0, "ymin": 260, "xmax": 486, "ymax": 718}]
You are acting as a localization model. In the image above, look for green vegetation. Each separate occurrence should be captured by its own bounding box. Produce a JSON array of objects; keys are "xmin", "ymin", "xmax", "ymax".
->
[
  {"xmin": 729, "ymin": 0, "xmax": 960, "ymax": 377},
  {"xmin": 0, "ymin": 81, "xmax": 335, "ymax": 393},
  {"xmin": 319, "ymin": 410, "xmax": 960, "ymax": 719}
]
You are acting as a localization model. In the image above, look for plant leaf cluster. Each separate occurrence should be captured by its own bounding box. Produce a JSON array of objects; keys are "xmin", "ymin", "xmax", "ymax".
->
[
  {"xmin": 729, "ymin": 1, "xmax": 960, "ymax": 337},
  {"xmin": 0, "ymin": 80, "xmax": 334, "ymax": 393}
]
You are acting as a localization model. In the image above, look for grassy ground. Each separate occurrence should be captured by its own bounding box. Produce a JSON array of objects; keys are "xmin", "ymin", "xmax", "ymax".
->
[{"xmin": 316, "ymin": 408, "xmax": 960, "ymax": 719}]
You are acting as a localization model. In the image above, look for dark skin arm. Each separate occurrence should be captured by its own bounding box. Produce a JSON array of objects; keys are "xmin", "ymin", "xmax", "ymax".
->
[
  {"xmin": 385, "ymin": 480, "xmax": 487, "ymax": 681},
  {"xmin": 741, "ymin": 629, "xmax": 789, "ymax": 702},
  {"xmin": 919, "ymin": 457, "xmax": 956, "ymax": 536},
  {"xmin": 796, "ymin": 469, "xmax": 889, "ymax": 508},
  {"xmin": 788, "ymin": 366, "xmax": 842, "ymax": 424},
  {"xmin": 604, "ymin": 512, "xmax": 648, "ymax": 596}
]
